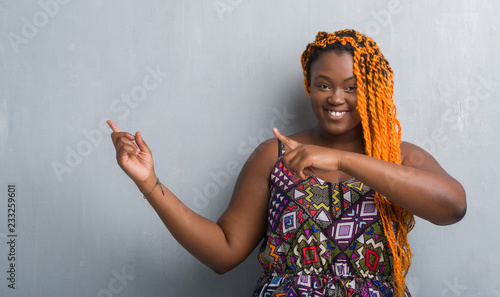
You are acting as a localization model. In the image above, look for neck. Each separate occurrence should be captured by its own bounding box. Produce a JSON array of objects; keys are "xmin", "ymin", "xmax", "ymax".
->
[{"xmin": 311, "ymin": 124, "xmax": 365, "ymax": 154}]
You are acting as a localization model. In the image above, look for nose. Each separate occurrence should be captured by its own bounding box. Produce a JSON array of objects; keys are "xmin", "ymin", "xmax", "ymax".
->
[{"xmin": 327, "ymin": 88, "xmax": 345, "ymax": 105}]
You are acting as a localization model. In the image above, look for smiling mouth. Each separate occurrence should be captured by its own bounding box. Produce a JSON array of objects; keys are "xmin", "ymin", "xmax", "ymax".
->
[{"xmin": 327, "ymin": 110, "xmax": 348, "ymax": 117}]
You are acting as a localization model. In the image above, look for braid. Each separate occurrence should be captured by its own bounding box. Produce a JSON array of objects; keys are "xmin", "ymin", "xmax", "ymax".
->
[{"xmin": 301, "ymin": 29, "xmax": 415, "ymax": 297}]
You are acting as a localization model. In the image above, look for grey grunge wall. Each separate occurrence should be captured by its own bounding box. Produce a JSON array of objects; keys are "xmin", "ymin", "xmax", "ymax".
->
[{"xmin": 1, "ymin": 0, "xmax": 499, "ymax": 296}]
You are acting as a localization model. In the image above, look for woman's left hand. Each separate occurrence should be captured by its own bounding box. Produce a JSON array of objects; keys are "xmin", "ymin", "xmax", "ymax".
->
[{"xmin": 273, "ymin": 128, "xmax": 342, "ymax": 182}]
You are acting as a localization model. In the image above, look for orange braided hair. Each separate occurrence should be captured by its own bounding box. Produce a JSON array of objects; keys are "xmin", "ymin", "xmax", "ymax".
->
[{"xmin": 301, "ymin": 29, "xmax": 415, "ymax": 297}]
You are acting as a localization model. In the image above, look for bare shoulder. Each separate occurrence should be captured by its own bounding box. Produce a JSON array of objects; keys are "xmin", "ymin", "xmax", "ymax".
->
[
  {"xmin": 400, "ymin": 141, "xmax": 435, "ymax": 165},
  {"xmin": 400, "ymin": 141, "xmax": 427, "ymax": 159},
  {"xmin": 400, "ymin": 141, "xmax": 452, "ymax": 178},
  {"xmin": 239, "ymin": 137, "xmax": 280, "ymax": 181},
  {"xmin": 247, "ymin": 138, "xmax": 279, "ymax": 164}
]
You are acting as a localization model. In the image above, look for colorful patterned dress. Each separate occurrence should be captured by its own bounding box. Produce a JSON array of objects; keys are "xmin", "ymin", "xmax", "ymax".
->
[{"xmin": 252, "ymin": 141, "xmax": 411, "ymax": 297}]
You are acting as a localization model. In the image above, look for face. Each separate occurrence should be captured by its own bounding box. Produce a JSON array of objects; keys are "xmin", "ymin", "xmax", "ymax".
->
[{"xmin": 309, "ymin": 51, "xmax": 362, "ymax": 138}]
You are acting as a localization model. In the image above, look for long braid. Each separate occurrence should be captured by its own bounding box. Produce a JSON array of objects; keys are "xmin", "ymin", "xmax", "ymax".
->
[{"xmin": 301, "ymin": 29, "xmax": 415, "ymax": 297}]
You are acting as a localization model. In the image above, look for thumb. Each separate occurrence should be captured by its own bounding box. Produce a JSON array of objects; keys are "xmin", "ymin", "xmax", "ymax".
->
[
  {"xmin": 273, "ymin": 128, "xmax": 300, "ymax": 150},
  {"xmin": 135, "ymin": 131, "xmax": 151, "ymax": 154}
]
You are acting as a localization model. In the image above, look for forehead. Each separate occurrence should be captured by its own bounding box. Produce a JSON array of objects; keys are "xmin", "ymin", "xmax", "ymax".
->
[{"xmin": 310, "ymin": 51, "xmax": 354, "ymax": 79}]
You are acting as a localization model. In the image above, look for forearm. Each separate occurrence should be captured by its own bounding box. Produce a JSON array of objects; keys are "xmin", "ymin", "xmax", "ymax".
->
[
  {"xmin": 339, "ymin": 151, "xmax": 466, "ymax": 225},
  {"xmin": 137, "ymin": 176, "xmax": 236, "ymax": 273}
]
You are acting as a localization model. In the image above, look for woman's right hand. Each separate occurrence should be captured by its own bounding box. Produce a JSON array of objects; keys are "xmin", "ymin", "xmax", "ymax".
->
[{"xmin": 107, "ymin": 120, "xmax": 156, "ymax": 187}]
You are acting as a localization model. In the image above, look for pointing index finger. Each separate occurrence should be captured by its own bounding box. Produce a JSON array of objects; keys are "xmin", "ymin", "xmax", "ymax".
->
[
  {"xmin": 107, "ymin": 120, "xmax": 122, "ymax": 133},
  {"xmin": 273, "ymin": 128, "xmax": 299, "ymax": 150}
]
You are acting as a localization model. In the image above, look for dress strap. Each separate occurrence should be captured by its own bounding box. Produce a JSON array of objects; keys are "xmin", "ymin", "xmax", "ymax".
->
[{"xmin": 277, "ymin": 139, "xmax": 286, "ymax": 158}]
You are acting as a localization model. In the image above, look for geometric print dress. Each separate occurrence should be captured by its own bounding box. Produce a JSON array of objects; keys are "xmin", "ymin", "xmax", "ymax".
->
[{"xmin": 252, "ymin": 141, "xmax": 411, "ymax": 297}]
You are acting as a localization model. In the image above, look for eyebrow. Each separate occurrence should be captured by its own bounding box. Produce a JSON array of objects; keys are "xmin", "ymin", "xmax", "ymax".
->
[
  {"xmin": 313, "ymin": 75, "xmax": 357, "ymax": 82},
  {"xmin": 343, "ymin": 76, "xmax": 356, "ymax": 82}
]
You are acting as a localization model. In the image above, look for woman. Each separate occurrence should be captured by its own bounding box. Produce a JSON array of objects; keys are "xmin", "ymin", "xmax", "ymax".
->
[{"xmin": 108, "ymin": 29, "xmax": 466, "ymax": 297}]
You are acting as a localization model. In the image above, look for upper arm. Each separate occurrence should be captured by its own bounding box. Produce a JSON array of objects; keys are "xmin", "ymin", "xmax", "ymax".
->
[
  {"xmin": 400, "ymin": 141, "xmax": 454, "ymax": 178},
  {"xmin": 400, "ymin": 141, "xmax": 467, "ymax": 223},
  {"xmin": 400, "ymin": 141, "xmax": 465, "ymax": 194},
  {"xmin": 215, "ymin": 138, "xmax": 278, "ymax": 268}
]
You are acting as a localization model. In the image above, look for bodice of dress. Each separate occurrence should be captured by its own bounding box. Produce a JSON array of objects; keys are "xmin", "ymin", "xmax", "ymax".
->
[{"xmin": 253, "ymin": 141, "xmax": 410, "ymax": 297}]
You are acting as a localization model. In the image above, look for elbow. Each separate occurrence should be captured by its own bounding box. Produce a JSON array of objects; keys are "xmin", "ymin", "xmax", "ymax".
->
[
  {"xmin": 453, "ymin": 199, "xmax": 467, "ymax": 223},
  {"xmin": 449, "ymin": 184, "xmax": 467, "ymax": 224},
  {"xmin": 208, "ymin": 257, "xmax": 240, "ymax": 274},
  {"xmin": 204, "ymin": 244, "xmax": 250, "ymax": 275},
  {"xmin": 212, "ymin": 268, "xmax": 229, "ymax": 275},
  {"xmin": 433, "ymin": 202, "xmax": 466, "ymax": 226},
  {"xmin": 450, "ymin": 199, "xmax": 467, "ymax": 224},
  {"xmin": 432, "ymin": 188, "xmax": 467, "ymax": 226},
  {"xmin": 211, "ymin": 264, "xmax": 236, "ymax": 275}
]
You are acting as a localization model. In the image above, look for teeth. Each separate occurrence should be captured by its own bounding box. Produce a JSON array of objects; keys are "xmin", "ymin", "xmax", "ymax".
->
[{"xmin": 328, "ymin": 111, "xmax": 346, "ymax": 117}]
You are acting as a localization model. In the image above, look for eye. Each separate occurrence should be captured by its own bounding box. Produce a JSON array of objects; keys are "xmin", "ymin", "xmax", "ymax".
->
[
  {"xmin": 318, "ymin": 84, "xmax": 331, "ymax": 90},
  {"xmin": 345, "ymin": 86, "xmax": 358, "ymax": 92}
]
